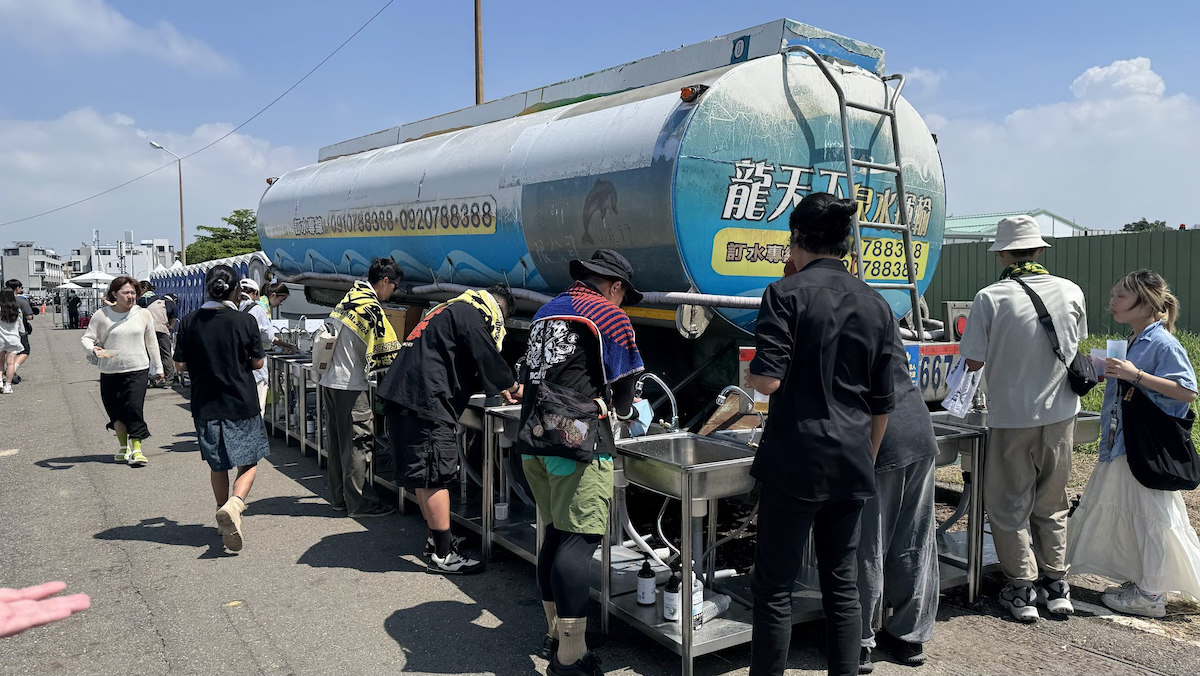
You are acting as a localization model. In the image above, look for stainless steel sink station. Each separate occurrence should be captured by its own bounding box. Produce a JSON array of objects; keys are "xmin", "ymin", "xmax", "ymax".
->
[{"xmin": 264, "ymin": 358, "xmax": 1098, "ymax": 676}]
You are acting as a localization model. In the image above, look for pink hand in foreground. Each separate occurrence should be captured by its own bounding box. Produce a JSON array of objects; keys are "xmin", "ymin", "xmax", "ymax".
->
[{"xmin": 0, "ymin": 581, "xmax": 91, "ymax": 638}]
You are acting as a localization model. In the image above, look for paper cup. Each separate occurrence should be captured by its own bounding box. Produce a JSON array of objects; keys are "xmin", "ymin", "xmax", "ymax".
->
[
  {"xmin": 1107, "ymin": 340, "xmax": 1128, "ymax": 361},
  {"xmin": 495, "ymin": 502, "xmax": 509, "ymax": 522}
]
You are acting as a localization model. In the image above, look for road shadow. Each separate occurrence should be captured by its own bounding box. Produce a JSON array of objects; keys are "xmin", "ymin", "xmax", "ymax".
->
[
  {"xmin": 93, "ymin": 516, "xmax": 234, "ymax": 559},
  {"xmin": 248, "ymin": 495, "xmax": 346, "ymax": 519},
  {"xmin": 385, "ymin": 600, "xmax": 541, "ymax": 675},
  {"xmin": 162, "ymin": 439, "xmax": 199, "ymax": 454},
  {"xmin": 35, "ymin": 454, "xmax": 123, "ymax": 470}
]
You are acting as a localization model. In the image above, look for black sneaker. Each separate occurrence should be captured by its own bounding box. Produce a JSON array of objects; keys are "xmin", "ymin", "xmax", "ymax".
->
[
  {"xmin": 424, "ymin": 532, "xmax": 466, "ymax": 556},
  {"xmin": 11, "ymin": 374, "xmax": 20, "ymax": 385},
  {"xmin": 859, "ymin": 646, "xmax": 874, "ymax": 674},
  {"xmin": 539, "ymin": 634, "xmax": 557, "ymax": 660},
  {"xmin": 348, "ymin": 505, "xmax": 396, "ymax": 519},
  {"xmin": 1034, "ymin": 576, "xmax": 1075, "ymax": 615},
  {"xmin": 549, "ymin": 651, "xmax": 603, "ymax": 676},
  {"xmin": 428, "ymin": 549, "xmax": 485, "ymax": 575},
  {"xmin": 875, "ymin": 630, "xmax": 926, "ymax": 665}
]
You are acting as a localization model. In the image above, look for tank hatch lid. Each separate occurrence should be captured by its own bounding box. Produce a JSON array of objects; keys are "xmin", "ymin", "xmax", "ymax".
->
[{"xmin": 317, "ymin": 19, "xmax": 884, "ymax": 162}]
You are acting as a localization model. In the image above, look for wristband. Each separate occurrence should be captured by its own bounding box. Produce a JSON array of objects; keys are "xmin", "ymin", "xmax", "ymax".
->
[
  {"xmin": 1135, "ymin": 370, "xmax": 1144, "ymax": 385},
  {"xmin": 594, "ymin": 398, "xmax": 609, "ymax": 419}
]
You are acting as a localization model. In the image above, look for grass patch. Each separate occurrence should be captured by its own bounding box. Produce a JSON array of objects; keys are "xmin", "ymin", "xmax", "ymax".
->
[{"xmin": 1076, "ymin": 331, "xmax": 1200, "ymax": 453}]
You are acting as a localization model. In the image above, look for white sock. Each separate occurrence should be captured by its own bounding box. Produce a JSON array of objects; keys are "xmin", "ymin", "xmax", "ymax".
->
[
  {"xmin": 557, "ymin": 616, "xmax": 588, "ymax": 665},
  {"xmin": 542, "ymin": 600, "xmax": 557, "ymax": 637}
]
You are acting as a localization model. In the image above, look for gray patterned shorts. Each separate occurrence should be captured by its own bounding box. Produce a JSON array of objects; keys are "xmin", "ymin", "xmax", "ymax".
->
[{"xmin": 196, "ymin": 417, "xmax": 270, "ymax": 472}]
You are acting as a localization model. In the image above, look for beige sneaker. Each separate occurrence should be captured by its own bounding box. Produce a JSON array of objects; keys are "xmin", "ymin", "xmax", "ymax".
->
[{"xmin": 216, "ymin": 497, "xmax": 246, "ymax": 551}]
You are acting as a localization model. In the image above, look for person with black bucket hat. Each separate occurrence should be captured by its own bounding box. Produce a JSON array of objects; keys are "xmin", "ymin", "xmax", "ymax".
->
[{"xmin": 517, "ymin": 249, "xmax": 645, "ymax": 676}]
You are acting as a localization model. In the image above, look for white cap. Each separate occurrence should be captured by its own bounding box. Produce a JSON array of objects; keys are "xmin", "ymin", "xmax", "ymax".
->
[
  {"xmin": 238, "ymin": 278, "xmax": 260, "ymax": 292},
  {"xmin": 989, "ymin": 215, "xmax": 1052, "ymax": 252}
]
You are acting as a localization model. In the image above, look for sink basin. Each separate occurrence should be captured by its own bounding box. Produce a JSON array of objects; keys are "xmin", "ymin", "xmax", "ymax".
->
[
  {"xmin": 931, "ymin": 421, "xmax": 981, "ymax": 467},
  {"xmin": 616, "ymin": 432, "xmax": 755, "ymax": 500},
  {"xmin": 930, "ymin": 410, "xmax": 1102, "ymax": 447}
]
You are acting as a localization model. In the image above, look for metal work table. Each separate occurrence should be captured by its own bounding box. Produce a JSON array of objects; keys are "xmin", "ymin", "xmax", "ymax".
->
[{"xmin": 265, "ymin": 354, "xmax": 322, "ymax": 461}]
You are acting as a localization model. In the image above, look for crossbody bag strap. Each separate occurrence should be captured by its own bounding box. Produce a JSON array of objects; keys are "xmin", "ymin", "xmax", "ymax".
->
[{"xmin": 1012, "ymin": 277, "xmax": 1069, "ymax": 366}]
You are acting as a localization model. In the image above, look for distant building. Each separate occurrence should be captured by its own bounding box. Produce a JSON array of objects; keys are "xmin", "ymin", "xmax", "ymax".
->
[
  {"xmin": 944, "ymin": 209, "xmax": 1091, "ymax": 245},
  {"xmin": 66, "ymin": 236, "xmax": 177, "ymax": 282},
  {"xmin": 1, "ymin": 241, "xmax": 64, "ymax": 294}
]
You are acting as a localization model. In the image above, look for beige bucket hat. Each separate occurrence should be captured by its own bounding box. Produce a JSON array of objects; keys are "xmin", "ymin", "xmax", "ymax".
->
[{"xmin": 989, "ymin": 215, "xmax": 1052, "ymax": 252}]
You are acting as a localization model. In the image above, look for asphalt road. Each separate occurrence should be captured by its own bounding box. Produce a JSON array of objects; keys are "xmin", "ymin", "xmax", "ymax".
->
[{"xmin": 2, "ymin": 318, "xmax": 1199, "ymax": 675}]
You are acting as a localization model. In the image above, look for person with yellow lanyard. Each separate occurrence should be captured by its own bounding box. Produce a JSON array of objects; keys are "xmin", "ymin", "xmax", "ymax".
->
[{"xmin": 378, "ymin": 285, "xmax": 520, "ymax": 575}]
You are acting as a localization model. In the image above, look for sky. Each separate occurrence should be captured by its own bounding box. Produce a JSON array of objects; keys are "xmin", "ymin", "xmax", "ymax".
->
[{"xmin": 1, "ymin": 0, "xmax": 1198, "ymax": 255}]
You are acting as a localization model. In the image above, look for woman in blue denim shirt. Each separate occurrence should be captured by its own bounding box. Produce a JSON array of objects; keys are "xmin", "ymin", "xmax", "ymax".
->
[{"xmin": 1067, "ymin": 270, "xmax": 1200, "ymax": 618}]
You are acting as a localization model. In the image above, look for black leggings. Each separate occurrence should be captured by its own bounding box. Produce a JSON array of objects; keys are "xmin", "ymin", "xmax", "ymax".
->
[{"xmin": 538, "ymin": 524, "xmax": 601, "ymax": 619}]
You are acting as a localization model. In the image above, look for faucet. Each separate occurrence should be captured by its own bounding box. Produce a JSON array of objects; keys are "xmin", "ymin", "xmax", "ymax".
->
[
  {"xmin": 635, "ymin": 372, "xmax": 679, "ymax": 430},
  {"xmin": 715, "ymin": 385, "xmax": 765, "ymax": 449},
  {"xmin": 716, "ymin": 385, "xmax": 754, "ymax": 413}
]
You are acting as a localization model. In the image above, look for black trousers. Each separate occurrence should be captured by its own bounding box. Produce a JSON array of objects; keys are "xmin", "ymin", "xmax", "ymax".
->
[{"xmin": 750, "ymin": 487, "xmax": 865, "ymax": 676}]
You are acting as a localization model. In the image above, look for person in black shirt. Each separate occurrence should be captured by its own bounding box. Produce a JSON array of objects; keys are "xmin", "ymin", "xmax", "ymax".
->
[
  {"xmin": 67, "ymin": 293, "xmax": 82, "ymax": 329},
  {"xmin": 745, "ymin": 193, "xmax": 896, "ymax": 676},
  {"xmin": 379, "ymin": 285, "xmax": 520, "ymax": 575},
  {"xmin": 856, "ymin": 328, "xmax": 939, "ymax": 670},
  {"xmin": 173, "ymin": 264, "xmax": 270, "ymax": 553}
]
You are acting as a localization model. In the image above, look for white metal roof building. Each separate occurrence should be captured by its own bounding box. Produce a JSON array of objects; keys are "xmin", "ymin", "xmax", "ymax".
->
[{"xmin": 944, "ymin": 209, "xmax": 1091, "ymax": 244}]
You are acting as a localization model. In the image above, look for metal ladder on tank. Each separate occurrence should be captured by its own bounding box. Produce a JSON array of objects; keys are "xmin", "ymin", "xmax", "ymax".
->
[{"xmin": 783, "ymin": 44, "xmax": 924, "ymax": 337}]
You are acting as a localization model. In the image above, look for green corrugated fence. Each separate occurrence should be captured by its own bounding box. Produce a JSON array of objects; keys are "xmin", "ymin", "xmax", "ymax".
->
[{"xmin": 923, "ymin": 230, "xmax": 1200, "ymax": 336}]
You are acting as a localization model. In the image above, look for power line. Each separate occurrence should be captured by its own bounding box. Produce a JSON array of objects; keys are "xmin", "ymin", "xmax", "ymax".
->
[{"xmin": 0, "ymin": 0, "xmax": 395, "ymax": 228}]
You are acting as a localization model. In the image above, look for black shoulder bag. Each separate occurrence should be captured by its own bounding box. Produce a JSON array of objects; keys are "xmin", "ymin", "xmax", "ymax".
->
[
  {"xmin": 1118, "ymin": 381, "xmax": 1200, "ymax": 491},
  {"xmin": 1012, "ymin": 277, "xmax": 1098, "ymax": 396}
]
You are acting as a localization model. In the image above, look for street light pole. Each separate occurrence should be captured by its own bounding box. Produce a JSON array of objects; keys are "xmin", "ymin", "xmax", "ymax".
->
[{"xmin": 149, "ymin": 141, "xmax": 186, "ymax": 265}]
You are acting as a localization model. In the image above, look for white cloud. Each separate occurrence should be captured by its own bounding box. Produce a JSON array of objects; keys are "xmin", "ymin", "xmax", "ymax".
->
[
  {"xmin": 0, "ymin": 108, "xmax": 309, "ymax": 251},
  {"xmin": 0, "ymin": 0, "xmax": 235, "ymax": 74},
  {"xmin": 905, "ymin": 67, "xmax": 945, "ymax": 94},
  {"xmin": 933, "ymin": 58, "xmax": 1199, "ymax": 230},
  {"xmin": 1070, "ymin": 57, "xmax": 1164, "ymax": 100}
]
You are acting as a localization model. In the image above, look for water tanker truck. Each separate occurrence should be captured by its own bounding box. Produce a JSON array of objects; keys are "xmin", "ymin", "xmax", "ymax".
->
[{"xmin": 255, "ymin": 19, "xmax": 954, "ymax": 409}]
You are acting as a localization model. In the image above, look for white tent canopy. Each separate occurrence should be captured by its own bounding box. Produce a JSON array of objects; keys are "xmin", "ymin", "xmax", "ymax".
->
[
  {"xmin": 57, "ymin": 281, "xmax": 84, "ymax": 290},
  {"xmin": 70, "ymin": 270, "xmax": 116, "ymax": 283}
]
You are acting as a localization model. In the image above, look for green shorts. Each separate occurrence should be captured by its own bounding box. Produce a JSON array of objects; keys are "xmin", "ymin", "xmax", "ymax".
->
[{"xmin": 522, "ymin": 455, "xmax": 613, "ymax": 536}]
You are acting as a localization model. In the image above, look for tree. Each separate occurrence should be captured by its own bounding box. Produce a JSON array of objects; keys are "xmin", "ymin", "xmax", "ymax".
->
[
  {"xmin": 1122, "ymin": 217, "xmax": 1168, "ymax": 233},
  {"xmin": 186, "ymin": 209, "xmax": 260, "ymax": 264}
]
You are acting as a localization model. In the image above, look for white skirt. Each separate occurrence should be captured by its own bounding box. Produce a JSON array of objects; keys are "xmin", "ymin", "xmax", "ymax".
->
[{"xmin": 1067, "ymin": 454, "xmax": 1200, "ymax": 598}]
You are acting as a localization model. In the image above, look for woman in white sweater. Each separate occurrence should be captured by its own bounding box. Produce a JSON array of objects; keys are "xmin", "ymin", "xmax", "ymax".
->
[{"xmin": 82, "ymin": 276, "xmax": 163, "ymax": 466}]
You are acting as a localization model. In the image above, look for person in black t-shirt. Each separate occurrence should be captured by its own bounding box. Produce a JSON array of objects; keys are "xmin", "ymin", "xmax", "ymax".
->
[
  {"xmin": 173, "ymin": 264, "xmax": 269, "ymax": 553},
  {"xmin": 67, "ymin": 293, "xmax": 82, "ymax": 329},
  {"xmin": 745, "ymin": 193, "xmax": 896, "ymax": 676},
  {"xmin": 378, "ymin": 284, "xmax": 520, "ymax": 575}
]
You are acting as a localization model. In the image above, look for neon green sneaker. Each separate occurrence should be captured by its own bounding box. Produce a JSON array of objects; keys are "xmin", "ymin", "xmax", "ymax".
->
[
  {"xmin": 128, "ymin": 451, "xmax": 148, "ymax": 467},
  {"xmin": 114, "ymin": 447, "xmax": 129, "ymax": 463}
]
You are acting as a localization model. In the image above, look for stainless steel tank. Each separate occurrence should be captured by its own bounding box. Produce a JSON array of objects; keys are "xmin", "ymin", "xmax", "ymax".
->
[{"xmin": 258, "ymin": 50, "xmax": 946, "ymax": 334}]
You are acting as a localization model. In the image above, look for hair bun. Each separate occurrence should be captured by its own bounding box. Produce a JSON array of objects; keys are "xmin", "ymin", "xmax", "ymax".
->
[
  {"xmin": 830, "ymin": 199, "xmax": 859, "ymax": 220},
  {"xmin": 214, "ymin": 281, "xmax": 228, "ymax": 294}
]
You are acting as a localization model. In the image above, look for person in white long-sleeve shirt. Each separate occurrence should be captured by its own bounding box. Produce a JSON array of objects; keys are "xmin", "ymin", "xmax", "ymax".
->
[{"xmin": 81, "ymin": 276, "xmax": 164, "ymax": 467}]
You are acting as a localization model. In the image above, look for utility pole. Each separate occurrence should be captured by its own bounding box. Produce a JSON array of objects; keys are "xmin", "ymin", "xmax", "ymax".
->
[{"xmin": 474, "ymin": 0, "xmax": 484, "ymax": 105}]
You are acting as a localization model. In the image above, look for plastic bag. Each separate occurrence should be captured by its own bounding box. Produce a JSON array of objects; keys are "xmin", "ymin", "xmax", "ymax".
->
[{"xmin": 941, "ymin": 358, "xmax": 981, "ymax": 418}]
